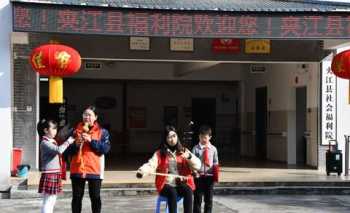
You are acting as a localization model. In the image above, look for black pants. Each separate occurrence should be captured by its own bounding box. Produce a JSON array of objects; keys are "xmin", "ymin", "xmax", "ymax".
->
[
  {"xmin": 193, "ymin": 176, "xmax": 214, "ymax": 213},
  {"xmin": 159, "ymin": 183, "xmax": 193, "ymax": 213},
  {"xmin": 71, "ymin": 177, "xmax": 102, "ymax": 213}
]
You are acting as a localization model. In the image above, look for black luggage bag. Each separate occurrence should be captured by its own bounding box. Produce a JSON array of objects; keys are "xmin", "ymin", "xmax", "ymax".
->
[{"xmin": 326, "ymin": 140, "xmax": 342, "ymax": 176}]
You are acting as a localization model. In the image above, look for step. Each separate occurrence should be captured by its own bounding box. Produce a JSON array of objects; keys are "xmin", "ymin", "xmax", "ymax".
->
[
  {"xmin": 0, "ymin": 177, "xmax": 27, "ymax": 199},
  {"xmin": 9, "ymin": 188, "xmax": 158, "ymax": 199},
  {"xmin": 27, "ymin": 182, "xmax": 156, "ymax": 190},
  {"xmin": 25, "ymin": 180, "xmax": 350, "ymax": 190},
  {"xmin": 0, "ymin": 188, "xmax": 10, "ymax": 199},
  {"xmin": 8, "ymin": 185, "xmax": 350, "ymax": 199},
  {"xmin": 214, "ymin": 186, "xmax": 350, "ymax": 195},
  {"xmin": 11, "ymin": 177, "xmax": 27, "ymax": 190}
]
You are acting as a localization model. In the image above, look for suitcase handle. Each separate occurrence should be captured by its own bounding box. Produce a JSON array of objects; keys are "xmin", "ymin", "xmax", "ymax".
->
[{"xmin": 328, "ymin": 139, "xmax": 338, "ymax": 151}]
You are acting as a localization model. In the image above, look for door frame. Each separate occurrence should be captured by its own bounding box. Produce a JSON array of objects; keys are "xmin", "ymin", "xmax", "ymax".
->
[{"xmin": 255, "ymin": 86, "xmax": 267, "ymax": 160}]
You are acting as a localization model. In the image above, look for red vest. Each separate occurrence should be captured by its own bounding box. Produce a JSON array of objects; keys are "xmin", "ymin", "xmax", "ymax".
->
[
  {"xmin": 70, "ymin": 122, "xmax": 103, "ymax": 178},
  {"xmin": 155, "ymin": 150, "xmax": 195, "ymax": 193}
]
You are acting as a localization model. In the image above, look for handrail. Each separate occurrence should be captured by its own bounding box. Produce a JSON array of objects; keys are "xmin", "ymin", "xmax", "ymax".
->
[{"xmin": 345, "ymin": 135, "xmax": 350, "ymax": 176}]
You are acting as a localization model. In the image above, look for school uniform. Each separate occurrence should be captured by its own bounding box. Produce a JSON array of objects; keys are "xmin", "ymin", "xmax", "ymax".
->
[
  {"xmin": 39, "ymin": 135, "xmax": 73, "ymax": 213},
  {"xmin": 39, "ymin": 136, "xmax": 71, "ymax": 194},
  {"xmin": 192, "ymin": 142, "xmax": 219, "ymax": 213}
]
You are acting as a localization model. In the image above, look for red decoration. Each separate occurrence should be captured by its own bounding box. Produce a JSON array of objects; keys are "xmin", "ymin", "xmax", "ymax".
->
[
  {"xmin": 213, "ymin": 165, "xmax": 220, "ymax": 183},
  {"xmin": 29, "ymin": 44, "xmax": 81, "ymax": 76},
  {"xmin": 331, "ymin": 50, "xmax": 350, "ymax": 79},
  {"xmin": 203, "ymin": 147, "xmax": 210, "ymax": 167},
  {"xmin": 212, "ymin": 39, "xmax": 240, "ymax": 53}
]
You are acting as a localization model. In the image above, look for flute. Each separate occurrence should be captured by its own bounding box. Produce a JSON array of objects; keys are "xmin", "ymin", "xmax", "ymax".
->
[
  {"xmin": 78, "ymin": 122, "xmax": 90, "ymax": 169},
  {"xmin": 134, "ymin": 171, "xmax": 189, "ymax": 179}
]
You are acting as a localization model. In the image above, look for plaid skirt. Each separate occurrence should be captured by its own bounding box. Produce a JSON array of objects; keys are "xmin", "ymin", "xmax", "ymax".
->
[{"xmin": 38, "ymin": 173, "xmax": 63, "ymax": 195}]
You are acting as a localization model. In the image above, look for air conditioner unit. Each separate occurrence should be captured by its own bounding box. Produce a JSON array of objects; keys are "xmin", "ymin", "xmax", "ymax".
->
[{"xmin": 85, "ymin": 62, "xmax": 102, "ymax": 70}]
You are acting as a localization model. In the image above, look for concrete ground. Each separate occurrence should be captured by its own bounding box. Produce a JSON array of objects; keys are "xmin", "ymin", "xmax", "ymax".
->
[
  {"xmin": 2, "ymin": 195, "xmax": 350, "ymax": 213},
  {"xmin": 215, "ymin": 195, "xmax": 350, "ymax": 213}
]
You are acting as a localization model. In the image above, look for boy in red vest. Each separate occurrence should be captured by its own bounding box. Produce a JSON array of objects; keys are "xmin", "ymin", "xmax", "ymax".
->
[{"xmin": 192, "ymin": 125, "xmax": 220, "ymax": 213}]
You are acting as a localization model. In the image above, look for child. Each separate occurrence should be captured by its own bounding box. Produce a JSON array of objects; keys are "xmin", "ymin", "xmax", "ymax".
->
[
  {"xmin": 136, "ymin": 125, "xmax": 201, "ymax": 213},
  {"xmin": 37, "ymin": 119, "xmax": 75, "ymax": 213},
  {"xmin": 192, "ymin": 125, "xmax": 220, "ymax": 213}
]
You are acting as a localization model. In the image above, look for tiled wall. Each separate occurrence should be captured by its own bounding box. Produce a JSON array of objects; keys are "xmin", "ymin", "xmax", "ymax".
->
[{"xmin": 12, "ymin": 33, "xmax": 49, "ymax": 168}]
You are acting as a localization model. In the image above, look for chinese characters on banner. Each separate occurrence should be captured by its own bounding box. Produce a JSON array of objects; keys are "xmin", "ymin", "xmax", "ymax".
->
[
  {"xmin": 322, "ymin": 57, "xmax": 337, "ymax": 145},
  {"xmin": 12, "ymin": 4, "xmax": 350, "ymax": 39}
]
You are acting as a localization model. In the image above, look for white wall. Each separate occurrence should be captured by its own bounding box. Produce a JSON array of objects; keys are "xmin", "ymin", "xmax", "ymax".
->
[
  {"xmin": 318, "ymin": 45, "xmax": 350, "ymax": 173},
  {"xmin": 242, "ymin": 64, "xmax": 290, "ymax": 162},
  {"xmin": 296, "ymin": 62, "xmax": 319, "ymax": 167},
  {"xmin": 241, "ymin": 63, "xmax": 319, "ymax": 165},
  {"xmin": 0, "ymin": 0, "xmax": 12, "ymax": 191},
  {"xmin": 335, "ymin": 47, "xmax": 350, "ymax": 174}
]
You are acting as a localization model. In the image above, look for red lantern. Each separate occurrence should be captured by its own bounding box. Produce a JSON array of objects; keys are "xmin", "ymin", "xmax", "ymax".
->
[
  {"xmin": 30, "ymin": 44, "xmax": 81, "ymax": 77},
  {"xmin": 331, "ymin": 49, "xmax": 350, "ymax": 79},
  {"xmin": 29, "ymin": 44, "xmax": 81, "ymax": 103}
]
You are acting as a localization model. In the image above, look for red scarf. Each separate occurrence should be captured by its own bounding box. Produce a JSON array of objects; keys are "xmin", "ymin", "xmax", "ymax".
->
[{"xmin": 203, "ymin": 147, "xmax": 210, "ymax": 167}]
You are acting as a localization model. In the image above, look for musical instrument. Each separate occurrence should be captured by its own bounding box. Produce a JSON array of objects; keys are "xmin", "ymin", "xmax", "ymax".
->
[
  {"xmin": 77, "ymin": 122, "xmax": 90, "ymax": 171},
  {"xmin": 134, "ymin": 171, "xmax": 189, "ymax": 180}
]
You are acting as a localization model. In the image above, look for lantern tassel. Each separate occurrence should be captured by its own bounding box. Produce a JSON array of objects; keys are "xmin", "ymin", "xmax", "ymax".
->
[{"xmin": 49, "ymin": 76, "xmax": 63, "ymax": 104}]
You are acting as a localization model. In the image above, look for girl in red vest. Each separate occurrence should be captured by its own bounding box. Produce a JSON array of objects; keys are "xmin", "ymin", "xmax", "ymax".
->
[{"xmin": 136, "ymin": 125, "xmax": 201, "ymax": 213}]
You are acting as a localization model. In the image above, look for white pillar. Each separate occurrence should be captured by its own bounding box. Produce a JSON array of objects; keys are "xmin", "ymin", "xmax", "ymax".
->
[
  {"xmin": 336, "ymin": 77, "xmax": 350, "ymax": 172},
  {"xmin": 336, "ymin": 47, "xmax": 350, "ymax": 175},
  {"xmin": 0, "ymin": 0, "xmax": 13, "ymax": 191}
]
